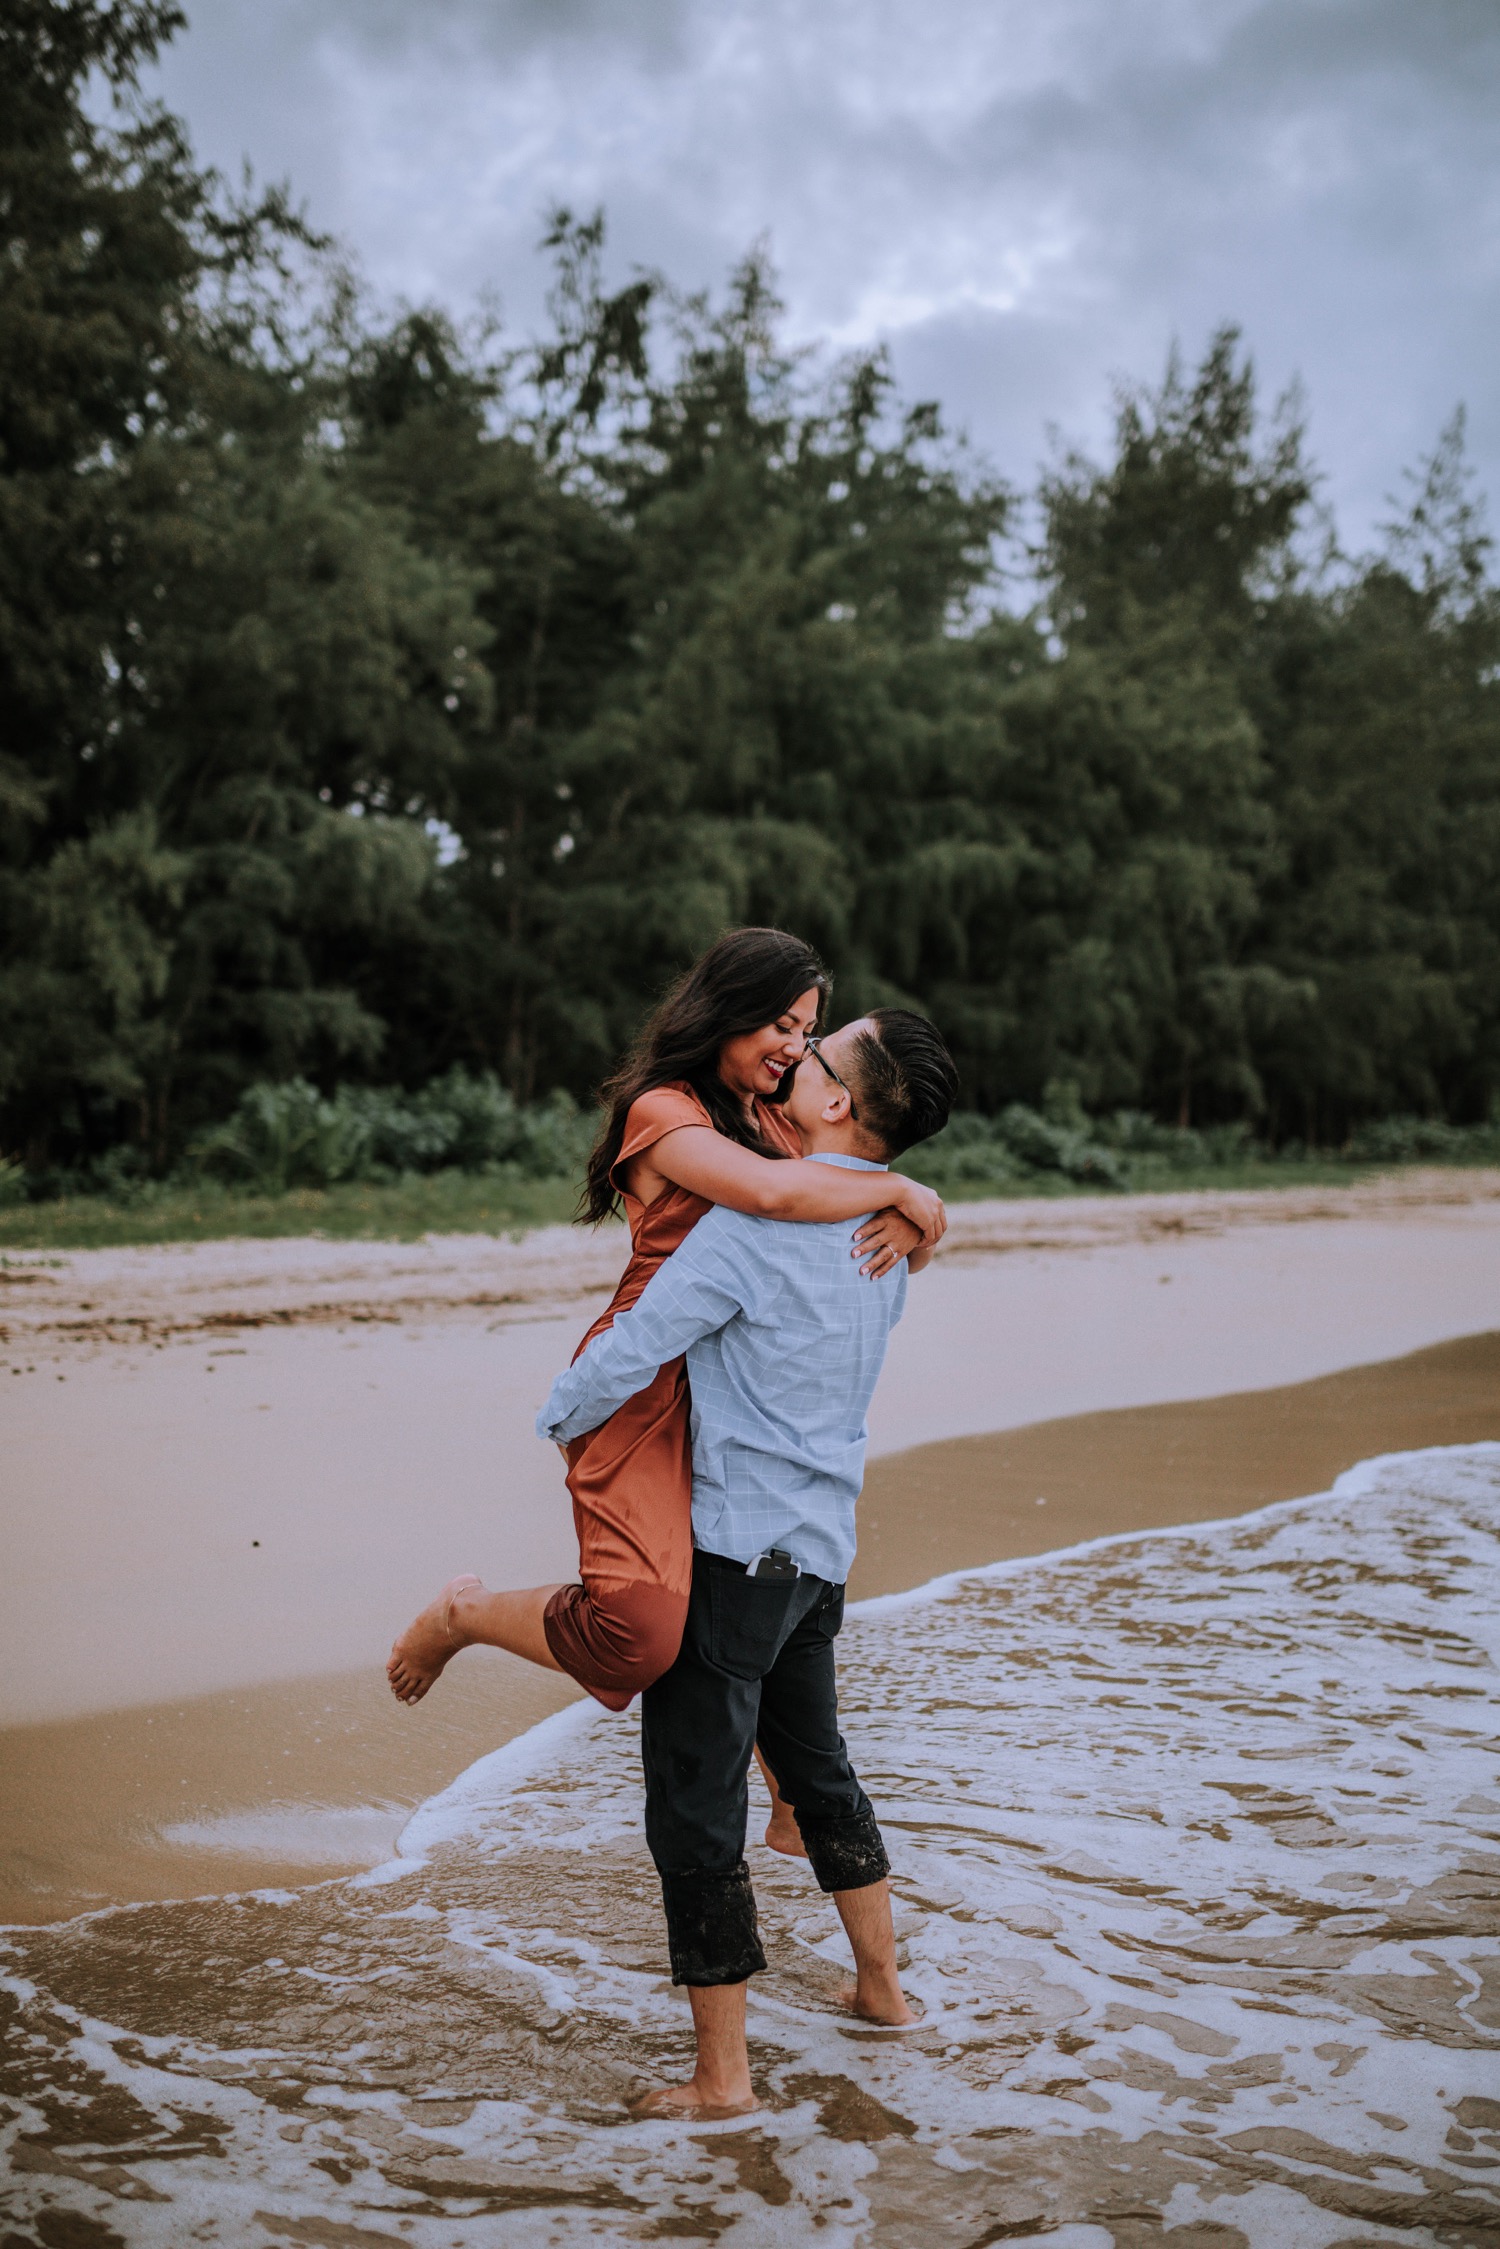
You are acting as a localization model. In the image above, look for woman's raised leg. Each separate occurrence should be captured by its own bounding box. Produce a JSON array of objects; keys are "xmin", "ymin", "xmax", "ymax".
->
[
  {"xmin": 387, "ymin": 1574, "xmax": 690, "ymax": 1711},
  {"xmin": 387, "ymin": 1578, "xmax": 567, "ymax": 1705},
  {"xmin": 388, "ymin": 1359, "xmax": 695, "ymax": 1711}
]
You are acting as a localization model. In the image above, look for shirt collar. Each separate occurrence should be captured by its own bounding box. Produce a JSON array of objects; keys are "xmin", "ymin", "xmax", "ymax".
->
[{"xmin": 804, "ymin": 1151, "xmax": 889, "ymax": 1172}]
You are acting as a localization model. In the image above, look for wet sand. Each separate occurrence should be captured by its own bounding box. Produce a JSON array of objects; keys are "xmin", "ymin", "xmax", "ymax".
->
[
  {"xmin": 0, "ymin": 1656, "xmax": 580, "ymax": 1929},
  {"xmin": 3, "ymin": 1336, "xmax": 1498, "ymax": 1925},
  {"xmin": 8, "ymin": 1442, "xmax": 1496, "ymax": 2245},
  {"xmin": 852, "ymin": 1326, "xmax": 1500, "ymax": 1600},
  {"xmin": 7, "ymin": 1169, "xmax": 1500, "ymax": 1725},
  {"xmin": 2, "ymin": 1173, "xmax": 1499, "ymax": 1925}
]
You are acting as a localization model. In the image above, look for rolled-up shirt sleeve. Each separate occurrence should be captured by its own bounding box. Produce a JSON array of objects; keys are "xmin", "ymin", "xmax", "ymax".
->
[{"xmin": 536, "ymin": 1214, "xmax": 751, "ymax": 1444}]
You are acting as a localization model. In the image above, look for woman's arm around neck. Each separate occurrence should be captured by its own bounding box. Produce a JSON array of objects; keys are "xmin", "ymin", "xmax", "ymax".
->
[{"xmin": 629, "ymin": 1124, "xmax": 945, "ymax": 1243}]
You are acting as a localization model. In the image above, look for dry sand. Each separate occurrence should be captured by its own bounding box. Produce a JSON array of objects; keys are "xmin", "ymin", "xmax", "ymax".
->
[{"xmin": 2, "ymin": 1169, "xmax": 1498, "ymax": 1925}]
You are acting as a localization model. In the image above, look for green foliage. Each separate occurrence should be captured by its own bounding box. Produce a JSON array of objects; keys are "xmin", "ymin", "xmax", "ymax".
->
[
  {"xmin": 1344, "ymin": 1110, "xmax": 1500, "ymax": 1165},
  {"xmin": 0, "ymin": 1169, "xmax": 583, "ymax": 1251},
  {"xmin": 189, "ymin": 1071, "xmax": 590, "ymax": 1194},
  {"xmin": 900, "ymin": 1105, "xmax": 1122, "ymax": 1191},
  {"xmin": 192, "ymin": 1079, "xmax": 373, "ymax": 1194},
  {"xmin": 0, "ymin": 3, "xmax": 479, "ymax": 1171},
  {"xmin": 902, "ymin": 1103, "xmax": 1500, "ymax": 1197},
  {"xmin": 903, "ymin": 1097, "xmax": 1217, "ymax": 1194},
  {"xmin": 2, "ymin": 11, "xmax": 1498, "ymax": 1190}
]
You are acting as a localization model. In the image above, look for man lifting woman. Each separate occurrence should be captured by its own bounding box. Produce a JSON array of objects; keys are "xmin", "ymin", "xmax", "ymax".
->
[{"xmin": 388, "ymin": 928, "xmax": 957, "ymax": 2111}]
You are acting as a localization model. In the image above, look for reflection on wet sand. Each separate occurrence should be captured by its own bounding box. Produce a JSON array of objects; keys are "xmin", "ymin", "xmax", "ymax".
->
[
  {"xmin": 3, "ymin": 1443, "xmax": 1497, "ymax": 2245},
  {"xmin": 4, "ymin": 1330, "xmax": 1497, "ymax": 1930},
  {"xmin": 0, "ymin": 1656, "xmax": 579, "ymax": 1927}
]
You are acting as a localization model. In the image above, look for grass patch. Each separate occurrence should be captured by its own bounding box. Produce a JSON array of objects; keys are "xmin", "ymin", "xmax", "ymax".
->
[
  {"xmin": 928, "ymin": 1157, "xmax": 1406, "ymax": 1200},
  {"xmin": 0, "ymin": 1169, "xmax": 583, "ymax": 1252},
  {"xmin": 2, "ymin": 1153, "xmax": 1493, "ymax": 1253}
]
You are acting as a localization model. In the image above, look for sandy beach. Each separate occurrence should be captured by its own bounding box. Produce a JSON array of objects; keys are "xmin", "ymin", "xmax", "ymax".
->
[
  {"xmin": 2, "ymin": 1169, "xmax": 1498, "ymax": 1925},
  {"xmin": 4, "ymin": 1174, "xmax": 1500, "ymax": 2247}
]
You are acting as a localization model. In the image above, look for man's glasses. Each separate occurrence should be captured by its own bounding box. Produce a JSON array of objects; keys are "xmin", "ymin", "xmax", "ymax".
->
[{"xmin": 804, "ymin": 1035, "xmax": 859, "ymax": 1121}]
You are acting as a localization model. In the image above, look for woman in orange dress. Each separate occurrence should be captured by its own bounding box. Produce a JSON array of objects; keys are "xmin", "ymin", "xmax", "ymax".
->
[{"xmin": 387, "ymin": 927, "xmax": 945, "ymax": 1714}]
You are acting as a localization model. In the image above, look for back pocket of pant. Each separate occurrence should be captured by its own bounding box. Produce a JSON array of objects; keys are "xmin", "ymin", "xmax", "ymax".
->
[
  {"xmin": 708, "ymin": 1571, "xmax": 797, "ymax": 1681},
  {"xmin": 814, "ymin": 1585, "xmax": 845, "ymax": 1642}
]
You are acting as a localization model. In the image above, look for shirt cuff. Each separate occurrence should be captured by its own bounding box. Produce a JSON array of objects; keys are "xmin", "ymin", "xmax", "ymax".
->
[{"xmin": 536, "ymin": 1376, "xmax": 601, "ymax": 1445}]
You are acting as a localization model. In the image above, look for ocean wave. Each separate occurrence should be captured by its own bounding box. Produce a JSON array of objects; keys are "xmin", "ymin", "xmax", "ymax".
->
[{"xmin": 4, "ymin": 1443, "xmax": 1498, "ymax": 2245}]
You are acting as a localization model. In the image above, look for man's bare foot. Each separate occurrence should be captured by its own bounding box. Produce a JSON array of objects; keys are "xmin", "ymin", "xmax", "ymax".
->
[
  {"xmin": 638, "ymin": 1983, "xmax": 757, "ymax": 2119},
  {"xmin": 763, "ymin": 1807, "xmax": 809, "ymax": 1859},
  {"xmin": 387, "ymin": 1575, "xmax": 481, "ymax": 1705},
  {"xmin": 833, "ymin": 1979, "xmax": 921, "ymax": 2027},
  {"xmin": 628, "ymin": 2080, "xmax": 760, "ymax": 2122}
]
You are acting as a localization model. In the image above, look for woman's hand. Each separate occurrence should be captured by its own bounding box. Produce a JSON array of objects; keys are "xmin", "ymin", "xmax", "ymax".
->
[
  {"xmin": 891, "ymin": 1176, "xmax": 947, "ymax": 1246},
  {"xmin": 851, "ymin": 1205, "xmax": 927, "ymax": 1279}
]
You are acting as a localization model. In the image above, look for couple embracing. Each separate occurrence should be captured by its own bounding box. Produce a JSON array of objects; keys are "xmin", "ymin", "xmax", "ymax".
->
[{"xmin": 388, "ymin": 928, "xmax": 957, "ymax": 2118}]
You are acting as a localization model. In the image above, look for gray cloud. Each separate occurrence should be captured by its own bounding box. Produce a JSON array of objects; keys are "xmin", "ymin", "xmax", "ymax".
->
[{"xmin": 156, "ymin": 0, "xmax": 1500, "ymax": 548}]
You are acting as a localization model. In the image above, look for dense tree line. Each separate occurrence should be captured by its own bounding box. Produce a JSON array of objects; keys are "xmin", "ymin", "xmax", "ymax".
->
[{"xmin": 3, "ymin": 1, "xmax": 1498, "ymax": 1182}]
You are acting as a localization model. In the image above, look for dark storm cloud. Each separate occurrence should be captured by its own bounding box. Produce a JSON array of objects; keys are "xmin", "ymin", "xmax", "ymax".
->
[
  {"xmin": 280, "ymin": 0, "xmax": 694, "ymax": 65},
  {"xmin": 154, "ymin": 0, "xmax": 1500, "ymax": 546}
]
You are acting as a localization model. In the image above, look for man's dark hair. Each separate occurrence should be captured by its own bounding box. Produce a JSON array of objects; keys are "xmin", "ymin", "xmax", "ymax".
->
[{"xmin": 847, "ymin": 1009, "xmax": 958, "ymax": 1157}]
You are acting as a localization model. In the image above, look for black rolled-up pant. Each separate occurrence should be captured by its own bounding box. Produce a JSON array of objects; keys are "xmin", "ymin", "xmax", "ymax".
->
[{"xmin": 640, "ymin": 1547, "xmax": 890, "ymax": 1987}]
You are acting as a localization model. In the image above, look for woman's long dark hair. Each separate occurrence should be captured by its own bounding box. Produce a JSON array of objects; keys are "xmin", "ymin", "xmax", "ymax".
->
[{"xmin": 581, "ymin": 927, "xmax": 829, "ymax": 1223}]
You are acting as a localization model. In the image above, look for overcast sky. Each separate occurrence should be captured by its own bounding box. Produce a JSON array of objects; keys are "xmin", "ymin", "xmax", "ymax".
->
[{"xmin": 152, "ymin": 0, "xmax": 1499, "ymax": 553}]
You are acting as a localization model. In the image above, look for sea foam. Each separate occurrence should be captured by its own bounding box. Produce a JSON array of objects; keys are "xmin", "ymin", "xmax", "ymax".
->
[{"xmin": 3, "ymin": 1443, "xmax": 1498, "ymax": 2245}]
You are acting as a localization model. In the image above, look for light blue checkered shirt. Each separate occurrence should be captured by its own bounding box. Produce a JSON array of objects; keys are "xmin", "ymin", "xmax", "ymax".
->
[{"xmin": 536, "ymin": 1154, "xmax": 906, "ymax": 1584}]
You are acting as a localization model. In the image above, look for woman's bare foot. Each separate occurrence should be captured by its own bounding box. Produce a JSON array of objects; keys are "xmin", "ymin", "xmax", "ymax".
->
[
  {"xmin": 764, "ymin": 1806, "xmax": 809, "ymax": 1859},
  {"xmin": 753, "ymin": 1746, "xmax": 808, "ymax": 1858},
  {"xmin": 387, "ymin": 1575, "xmax": 481, "ymax": 1705},
  {"xmin": 628, "ymin": 2080, "xmax": 760, "ymax": 2122}
]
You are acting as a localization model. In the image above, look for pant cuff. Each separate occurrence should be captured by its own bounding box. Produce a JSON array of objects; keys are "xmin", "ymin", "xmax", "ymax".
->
[
  {"xmin": 796, "ymin": 1807, "xmax": 891, "ymax": 1894},
  {"xmin": 659, "ymin": 1863, "xmax": 766, "ymax": 1986}
]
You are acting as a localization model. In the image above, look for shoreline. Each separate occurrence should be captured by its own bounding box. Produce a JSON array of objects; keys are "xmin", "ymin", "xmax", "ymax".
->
[
  {"xmin": 851, "ymin": 1325, "xmax": 1500, "ymax": 1598},
  {"xmin": 4, "ymin": 1328, "xmax": 1497, "ymax": 1927},
  {"xmin": 9, "ymin": 1170, "xmax": 1498, "ymax": 1729},
  {"xmin": 4, "ymin": 1173, "xmax": 1498, "ymax": 1926}
]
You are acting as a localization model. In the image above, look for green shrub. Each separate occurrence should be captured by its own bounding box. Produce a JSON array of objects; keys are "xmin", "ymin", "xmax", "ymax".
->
[
  {"xmin": 906, "ymin": 1103, "xmax": 1127, "ymax": 1191},
  {"xmin": 15, "ymin": 1068, "xmax": 1500, "ymax": 1214},
  {"xmin": 192, "ymin": 1080, "xmax": 374, "ymax": 1194},
  {"xmin": 903, "ymin": 1111, "xmax": 1023, "ymax": 1188},
  {"xmin": 1096, "ymin": 1109, "xmax": 1198, "ymax": 1158},
  {"xmin": 997, "ymin": 1103, "xmax": 1126, "ymax": 1186},
  {"xmin": 1347, "ymin": 1114, "xmax": 1464, "ymax": 1163},
  {"xmin": 189, "ymin": 1071, "xmax": 596, "ymax": 1196}
]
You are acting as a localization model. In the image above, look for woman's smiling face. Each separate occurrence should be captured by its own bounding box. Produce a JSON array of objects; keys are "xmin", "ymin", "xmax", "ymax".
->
[{"xmin": 717, "ymin": 985, "xmax": 822, "ymax": 1106}]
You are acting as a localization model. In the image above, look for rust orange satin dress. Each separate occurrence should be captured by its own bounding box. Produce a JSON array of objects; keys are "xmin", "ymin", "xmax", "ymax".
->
[{"xmin": 542, "ymin": 1083, "xmax": 800, "ymax": 1710}]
